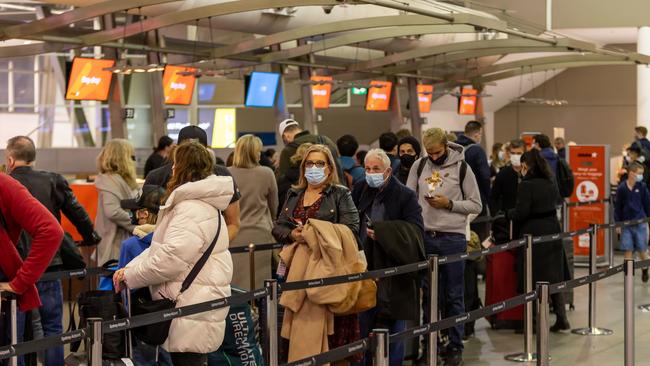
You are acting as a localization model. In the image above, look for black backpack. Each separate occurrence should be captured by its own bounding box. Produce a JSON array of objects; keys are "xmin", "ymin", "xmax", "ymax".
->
[{"xmin": 556, "ymin": 158, "xmax": 575, "ymax": 198}]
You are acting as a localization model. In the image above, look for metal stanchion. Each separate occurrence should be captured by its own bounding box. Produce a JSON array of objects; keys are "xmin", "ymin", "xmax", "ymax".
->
[
  {"xmin": 248, "ymin": 243, "xmax": 256, "ymax": 292},
  {"xmin": 265, "ymin": 279, "xmax": 278, "ymax": 366},
  {"xmin": 88, "ymin": 318, "xmax": 103, "ymax": 366},
  {"xmin": 372, "ymin": 329, "xmax": 389, "ymax": 366},
  {"xmin": 624, "ymin": 259, "xmax": 634, "ymax": 366},
  {"xmin": 536, "ymin": 282, "xmax": 550, "ymax": 366},
  {"xmin": 428, "ymin": 255, "xmax": 439, "ymax": 366},
  {"xmin": 7, "ymin": 294, "xmax": 18, "ymax": 366},
  {"xmin": 561, "ymin": 201, "xmax": 569, "ymax": 233},
  {"xmin": 506, "ymin": 235, "xmax": 537, "ymax": 362},
  {"xmin": 509, "ymin": 220, "xmax": 514, "ymax": 241},
  {"xmin": 571, "ymin": 224, "xmax": 613, "ymax": 336}
]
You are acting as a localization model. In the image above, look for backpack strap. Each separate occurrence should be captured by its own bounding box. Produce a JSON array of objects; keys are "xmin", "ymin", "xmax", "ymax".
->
[
  {"xmin": 459, "ymin": 160, "xmax": 467, "ymax": 200},
  {"xmin": 415, "ymin": 158, "xmax": 428, "ymax": 196}
]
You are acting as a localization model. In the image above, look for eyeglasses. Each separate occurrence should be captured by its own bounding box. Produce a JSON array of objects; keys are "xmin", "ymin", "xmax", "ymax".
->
[{"xmin": 305, "ymin": 160, "xmax": 327, "ymax": 169}]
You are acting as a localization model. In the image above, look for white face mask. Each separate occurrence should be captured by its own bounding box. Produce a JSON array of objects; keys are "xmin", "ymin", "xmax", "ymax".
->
[{"xmin": 510, "ymin": 154, "xmax": 522, "ymax": 167}]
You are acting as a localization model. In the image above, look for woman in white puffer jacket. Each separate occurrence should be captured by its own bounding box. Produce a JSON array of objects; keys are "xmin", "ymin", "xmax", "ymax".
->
[{"xmin": 113, "ymin": 141, "xmax": 233, "ymax": 365}]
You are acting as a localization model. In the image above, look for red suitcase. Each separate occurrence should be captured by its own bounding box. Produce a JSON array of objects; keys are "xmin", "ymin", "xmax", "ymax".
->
[{"xmin": 485, "ymin": 250, "xmax": 523, "ymax": 329}]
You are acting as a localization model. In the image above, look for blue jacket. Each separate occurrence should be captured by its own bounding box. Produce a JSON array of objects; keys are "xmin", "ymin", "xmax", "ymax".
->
[
  {"xmin": 540, "ymin": 147, "xmax": 559, "ymax": 176},
  {"xmin": 456, "ymin": 134, "xmax": 491, "ymax": 205},
  {"xmin": 615, "ymin": 181, "xmax": 650, "ymax": 221},
  {"xmin": 340, "ymin": 156, "xmax": 365, "ymax": 186},
  {"xmin": 118, "ymin": 232, "xmax": 153, "ymax": 268}
]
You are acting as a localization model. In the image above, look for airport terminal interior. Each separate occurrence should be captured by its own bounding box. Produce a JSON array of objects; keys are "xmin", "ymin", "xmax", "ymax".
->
[{"xmin": 2, "ymin": 0, "xmax": 650, "ymax": 365}]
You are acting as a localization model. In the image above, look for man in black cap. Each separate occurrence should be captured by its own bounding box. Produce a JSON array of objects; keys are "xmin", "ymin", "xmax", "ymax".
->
[
  {"xmin": 394, "ymin": 136, "xmax": 421, "ymax": 185},
  {"xmin": 144, "ymin": 125, "xmax": 241, "ymax": 240}
]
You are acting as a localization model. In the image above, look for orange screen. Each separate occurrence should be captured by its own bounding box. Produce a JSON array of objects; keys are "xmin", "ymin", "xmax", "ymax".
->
[
  {"xmin": 458, "ymin": 87, "xmax": 478, "ymax": 115},
  {"xmin": 417, "ymin": 84, "xmax": 434, "ymax": 113},
  {"xmin": 65, "ymin": 58, "xmax": 115, "ymax": 101},
  {"xmin": 163, "ymin": 65, "xmax": 197, "ymax": 105},
  {"xmin": 366, "ymin": 81, "xmax": 392, "ymax": 111},
  {"xmin": 311, "ymin": 76, "xmax": 332, "ymax": 109}
]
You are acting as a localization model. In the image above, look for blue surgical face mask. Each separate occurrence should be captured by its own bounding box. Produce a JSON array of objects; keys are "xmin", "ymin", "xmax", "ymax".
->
[
  {"xmin": 636, "ymin": 174, "xmax": 644, "ymax": 183},
  {"xmin": 305, "ymin": 167, "xmax": 327, "ymax": 185},
  {"xmin": 366, "ymin": 172, "xmax": 386, "ymax": 188}
]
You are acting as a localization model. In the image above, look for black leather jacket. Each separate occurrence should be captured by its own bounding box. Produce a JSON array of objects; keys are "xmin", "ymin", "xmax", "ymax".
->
[
  {"xmin": 10, "ymin": 166, "xmax": 100, "ymax": 269},
  {"xmin": 272, "ymin": 184, "xmax": 360, "ymax": 245}
]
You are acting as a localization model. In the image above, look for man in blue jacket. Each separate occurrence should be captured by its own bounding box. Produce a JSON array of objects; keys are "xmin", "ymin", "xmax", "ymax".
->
[{"xmin": 456, "ymin": 121, "xmax": 491, "ymax": 212}]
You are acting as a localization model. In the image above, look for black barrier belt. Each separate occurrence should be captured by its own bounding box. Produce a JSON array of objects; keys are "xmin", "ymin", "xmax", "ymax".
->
[
  {"xmin": 634, "ymin": 259, "xmax": 650, "ymax": 270},
  {"xmin": 282, "ymin": 338, "xmax": 370, "ymax": 366},
  {"xmin": 391, "ymin": 291, "xmax": 536, "ymax": 343},
  {"xmin": 440, "ymin": 237, "xmax": 527, "ymax": 264},
  {"xmin": 0, "ymin": 329, "xmax": 86, "ymax": 360},
  {"xmin": 549, "ymin": 264, "xmax": 624, "ymax": 295},
  {"xmin": 229, "ymin": 242, "xmax": 284, "ymax": 254},
  {"xmin": 565, "ymin": 198, "xmax": 611, "ymax": 208},
  {"xmin": 102, "ymin": 288, "xmax": 268, "ymax": 334},
  {"xmin": 39, "ymin": 267, "xmax": 113, "ymax": 282},
  {"xmin": 279, "ymin": 260, "xmax": 430, "ymax": 292},
  {"xmin": 470, "ymin": 214, "xmax": 505, "ymax": 225}
]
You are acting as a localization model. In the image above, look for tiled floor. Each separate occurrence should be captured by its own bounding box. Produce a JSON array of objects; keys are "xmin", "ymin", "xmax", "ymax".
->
[{"xmin": 463, "ymin": 256, "xmax": 650, "ymax": 365}]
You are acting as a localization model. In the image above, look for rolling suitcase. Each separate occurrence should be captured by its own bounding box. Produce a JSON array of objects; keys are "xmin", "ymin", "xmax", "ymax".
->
[{"xmin": 485, "ymin": 250, "xmax": 523, "ymax": 329}]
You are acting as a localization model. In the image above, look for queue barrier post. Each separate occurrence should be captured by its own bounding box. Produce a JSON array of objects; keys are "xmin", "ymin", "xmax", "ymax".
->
[
  {"xmin": 428, "ymin": 255, "xmax": 439, "ymax": 366},
  {"xmin": 5, "ymin": 293, "xmax": 18, "ymax": 366},
  {"xmin": 506, "ymin": 235, "xmax": 537, "ymax": 362},
  {"xmin": 624, "ymin": 259, "xmax": 635, "ymax": 366},
  {"xmin": 561, "ymin": 201, "xmax": 569, "ymax": 233},
  {"xmin": 248, "ymin": 243, "xmax": 256, "ymax": 296},
  {"xmin": 88, "ymin": 318, "xmax": 103, "ymax": 366},
  {"xmin": 536, "ymin": 282, "xmax": 550, "ymax": 366},
  {"xmin": 571, "ymin": 224, "xmax": 613, "ymax": 336},
  {"xmin": 372, "ymin": 329, "xmax": 389, "ymax": 366},
  {"xmin": 264, "ymin": 279, "xmax": 279, "ymax": 366}
]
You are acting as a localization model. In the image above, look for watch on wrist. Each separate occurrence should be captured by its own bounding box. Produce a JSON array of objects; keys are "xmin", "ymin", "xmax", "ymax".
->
[{"xmin": 447, "ymin": 200, "xmax": 454, "ymax": 211}]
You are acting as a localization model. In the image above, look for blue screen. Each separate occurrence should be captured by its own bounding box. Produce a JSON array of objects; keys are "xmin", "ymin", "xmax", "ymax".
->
[
  {"xmin": 245, "ymin": 72, "xmax": 280, "ymax": 108},
  {"xmin": 198, "ymin": 83, "xmax": 216, "ymax": 102},
  {"xmin": 238, "ymin": 132, "xmax": 277, "ymax": 146}
]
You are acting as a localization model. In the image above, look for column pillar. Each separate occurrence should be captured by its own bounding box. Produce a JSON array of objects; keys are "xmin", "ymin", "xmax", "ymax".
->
[{"xmin": 637, "ymin": 27, "xmax": 650, "ymax": 128}]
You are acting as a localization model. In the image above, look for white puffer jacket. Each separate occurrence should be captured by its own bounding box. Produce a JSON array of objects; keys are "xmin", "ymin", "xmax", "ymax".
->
[{"xmin": 124, "ymin": 175, "xmax": 234, "ymax": 353}]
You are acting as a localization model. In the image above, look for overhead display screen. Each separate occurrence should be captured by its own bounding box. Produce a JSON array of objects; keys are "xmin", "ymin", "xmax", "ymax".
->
[
  {"xmin": 245, "ymin": 72, "xmax": 281, "ymax": 108},
  {"xmin": 458, "ymin": 87, "xmax": 478, "ymax": 115},
  {"xmin": 163, "ymin": 65, "xmax": 197, "ymax": 105},
  {"xmin": 65, "ymin": 57, "xmax": 115, "ymax": 101},
  {"xmin": 417, "ymin": 84, "xmax": 434, "ymax": 113},
  {"xmin": 365, "ymin": 80, "xmax": 392, "ymax": 111},
  {"xmin": 311, "ymin": 75, "xmax": 333, "ymax": 109}
]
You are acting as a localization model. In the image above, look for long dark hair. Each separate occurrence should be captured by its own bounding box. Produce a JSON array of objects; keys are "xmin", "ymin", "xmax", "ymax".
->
[
  {"xmin": 154, "ymin": 136, "xmax": 174, "ymax": 152},
  {"xmin": 521, "ymin": 149, "xmax": 553, "ymax": 180},
  {"xmin": 166, "ymin": 141, "xmax": 214, "ymax": 200}
]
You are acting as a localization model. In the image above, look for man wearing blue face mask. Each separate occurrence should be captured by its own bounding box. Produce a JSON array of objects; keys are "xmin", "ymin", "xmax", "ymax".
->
[{"xmin": 352, "ymin": 149, "xmax": 425, "ymax": 366}]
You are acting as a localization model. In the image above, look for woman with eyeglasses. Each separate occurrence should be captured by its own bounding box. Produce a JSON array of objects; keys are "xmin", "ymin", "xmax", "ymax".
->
[
  {"xmin": 272, "ymin": 144, "xmax": 360, "ymax": 362},
  {"xmin": 95, "ymin": 139, "xmax": 138, "ymax": 266}
]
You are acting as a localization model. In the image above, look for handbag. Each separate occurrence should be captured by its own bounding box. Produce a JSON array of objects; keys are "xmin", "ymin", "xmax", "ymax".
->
[{"xmin": 130, "ymin": 212, "xmax": 223, "ymax": 346}]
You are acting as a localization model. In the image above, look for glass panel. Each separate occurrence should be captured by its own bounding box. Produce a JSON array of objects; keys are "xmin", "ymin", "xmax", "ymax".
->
[
  {"xmin": 14, "ymin": 72, "xmax": 34, "ymax": 113},
  {"xmin": 11, "ymin": 56, "xmax": 34, "ymax": 71},
  {"xmin": 0, "ymin": 71, "xmax": 8, "ymax": 112}
]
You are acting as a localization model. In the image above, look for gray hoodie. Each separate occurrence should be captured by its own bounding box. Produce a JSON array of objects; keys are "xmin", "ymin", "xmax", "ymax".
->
[{"xmin": 406, "ymin": 142, "xmax": 482, "ymax": 235}]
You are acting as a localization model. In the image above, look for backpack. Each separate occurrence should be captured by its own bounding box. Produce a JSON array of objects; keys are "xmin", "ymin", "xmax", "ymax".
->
[
  {"xmin": 556, "ymin": 158, "xmax": 575, "ymax": 198},
  {"xmin": 415, "ymin": 158, "xmax": 468, "ymax": 199}
]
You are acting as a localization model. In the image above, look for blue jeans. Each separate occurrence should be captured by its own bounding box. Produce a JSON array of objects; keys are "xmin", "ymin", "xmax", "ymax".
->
[
  {"xmin": 35, "ymin": 280, "xmax": 64, "ymax": 366},
  {"xmin": 359, "ymin": 307, "xmax": 407, "ymax": 366},
  {"xmin": 422, "ymin": 233, "xmax": 466, "ymax": 350}
]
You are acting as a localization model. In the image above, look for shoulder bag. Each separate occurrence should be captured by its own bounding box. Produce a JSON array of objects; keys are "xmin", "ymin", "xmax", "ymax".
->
[{"xmin": 130, "ymin": 211, "xmax": 223, "ymax": 345}]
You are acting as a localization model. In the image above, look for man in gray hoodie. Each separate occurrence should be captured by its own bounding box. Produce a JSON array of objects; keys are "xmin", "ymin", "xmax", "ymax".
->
[{"xmin": 407, "ymin": 128, "xmax": 482, "ymax": 366}]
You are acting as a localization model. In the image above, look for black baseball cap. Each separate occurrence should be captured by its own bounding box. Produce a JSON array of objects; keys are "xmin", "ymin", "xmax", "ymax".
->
[
  {"xmin": 120, "ymin": 185, "xmax": 166, "ymax": 214},
  {"xmin": 178, "ymin": 125, "xmax": 208, "ymax": 146}
]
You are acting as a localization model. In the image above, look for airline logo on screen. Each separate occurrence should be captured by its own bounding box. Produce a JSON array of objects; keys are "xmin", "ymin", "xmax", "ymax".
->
[
  {"xmin": 311, "ymin": 76, "xmax": 332, "ymax": 109},
  {"xmin": 417, "ymin": 84, "xmax": 434, "ymax": 113},
  {"xmin": 65, "ymin": 58, "xmax": 115, "ymax": 101},
  {"xmin": 163, "ymin": 65, "xmax": 197, "ymax": 105},
  {"xmin": 366, "ymin": 81, "xmax": 392, "ymax": 111}
]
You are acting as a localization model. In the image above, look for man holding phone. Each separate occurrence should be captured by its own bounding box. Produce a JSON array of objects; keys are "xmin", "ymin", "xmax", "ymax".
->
[{"xmin": 407, "ymin": 128, "xmax": 482, "ymax": 366}]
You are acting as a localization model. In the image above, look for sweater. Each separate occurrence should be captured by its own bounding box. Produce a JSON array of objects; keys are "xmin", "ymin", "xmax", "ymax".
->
[
  {"xmin": 0, "ymin": 173, "xmax": 62, "ymax": 311},
  {"xmin": 615, "ymin": 181, "xmax": 650, "ymax": 222}
]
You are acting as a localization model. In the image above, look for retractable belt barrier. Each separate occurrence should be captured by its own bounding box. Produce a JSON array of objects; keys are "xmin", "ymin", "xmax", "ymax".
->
[{"xmin": 3, "ymin": 214, "xmax": 650, "ymax": 362}]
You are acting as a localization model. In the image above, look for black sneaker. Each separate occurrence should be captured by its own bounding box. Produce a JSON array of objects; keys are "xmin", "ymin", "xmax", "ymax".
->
[
  {"xmin": 643, "ymin": 269, "xmax": 649, "ymax": 283},
  {"xmin": 444, "ymin": 347, "xmax": 463, "ymax": 366}
]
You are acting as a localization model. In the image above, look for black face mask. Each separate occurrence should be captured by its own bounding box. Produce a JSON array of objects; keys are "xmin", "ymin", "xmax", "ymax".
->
[
  {"xmin": 400, "ymin": 154, "xmax": 416, "ymax": 169},
  {"xmin": 429, "ymin": 151, "xmax": 448, "ymax": 166}
]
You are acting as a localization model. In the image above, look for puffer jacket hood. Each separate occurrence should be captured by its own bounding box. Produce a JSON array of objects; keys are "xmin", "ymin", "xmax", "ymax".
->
[
  {"xmin": 124, "ymin": 174, "xmax": 234, "ymax": 353},
  {"xmin": 440, "ymin": 142, "xmax": 465, "ymax": 168}
]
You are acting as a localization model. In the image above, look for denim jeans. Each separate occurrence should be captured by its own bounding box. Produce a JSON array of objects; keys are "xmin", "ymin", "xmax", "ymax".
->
[
  {"xmin": 32, "ymin": 280, "xmax": 64, "ymax": 366},
  {"xmin": 359, "ymin": 307, "xmax": 407, "ymax": 366},
  {"xmin": 422, "ymin": 232, "xmax": 467, "ymax": 350}
]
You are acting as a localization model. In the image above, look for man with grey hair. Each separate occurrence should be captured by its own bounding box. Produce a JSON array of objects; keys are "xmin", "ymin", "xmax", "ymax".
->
[
  {"xmin": 352, "ymin": 148, "xmax": 425, "ymax": 366},
  {"xmin": 407, "ymin": 128, "xmax": 482, "ymax": 366},
  {"xmin": 6, "ymin": 135, "xmax": 100, "ymax": 366}
]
